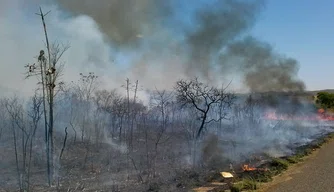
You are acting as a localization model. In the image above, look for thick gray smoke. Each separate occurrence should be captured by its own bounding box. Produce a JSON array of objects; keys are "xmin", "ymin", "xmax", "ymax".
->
[
  {"xmin": 54, "ymin": 0, "xmax": 304, "ymax": 92},
  {"xmin": 55, "ymin": 0, "xmax": 173, "ymax": 47},
  {"xmin": 0, "ymin": 0, "xmax": 305, "ymax": 96},
  {"xmin": 53, "ymin": 0, "xmax": 304, "ymax": 92},
  {"xmin": 184, "ymin": 0, "xmax": 262, "ymax": 79},
  {"xmin": 220, "ymin": 36, "xmax": 306, "ymax": 92}
]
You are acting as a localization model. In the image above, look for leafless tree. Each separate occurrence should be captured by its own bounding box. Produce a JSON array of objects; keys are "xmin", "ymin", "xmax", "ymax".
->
[
  {"xmin": 68, "ymin": 91, "xmax": 79, "ymax": 143},
  {"xmin": 2, "ymin": 93, "xmax": 42, "ymax": 191},
  {"xmin": 175, "ymin": 78, "xmax": 235, "ymax": 140},
  {"xmin": 26, "ymin": 92, "xmax": 43, "ymax": 190},
  {"xmin": 94, "ymin": 89, "xmax": 118, "ymax": 139},
  {"xmin": 93, "ymin": 89, "xmax": 128, "ymax": 141},
  {"xmin": 72, "ymin": 72, "xmax": 99, "ymax": 142},
  {"xmin": 0, "ymin": 100, "xmax": 6, "ymax": 140},
  {"xmin": 148, "ymin": 89, "xmax": 174, "ymax": 177},
  {"xmin": 23, "ymin": 7, "xmax": 69, "ymax": 186},
  {"xmin": 2, "ymin": 96, "xmax": 25, "ymax": 191}
]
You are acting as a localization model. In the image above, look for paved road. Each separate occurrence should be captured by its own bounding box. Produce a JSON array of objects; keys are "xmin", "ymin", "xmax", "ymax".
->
[{"xmin": 266, "ymin": 139, "xmax": 334, "ymax": 192}]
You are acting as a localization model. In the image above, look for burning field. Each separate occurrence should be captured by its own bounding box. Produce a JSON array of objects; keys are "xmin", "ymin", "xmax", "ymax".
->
[
  {"xmin": 2, "ymin": 85, "xmax": 334, "ymax": 191},
  {"xmin": 1, "ymin": 0, "xmax": 334, "ymax": 191}
]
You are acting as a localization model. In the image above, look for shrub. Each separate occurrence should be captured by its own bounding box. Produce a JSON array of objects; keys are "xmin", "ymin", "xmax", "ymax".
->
[
  {"xmin": 242, "ymin": 178, "xmax": 258, "ymax": 190},
  {"xmin": 270, "ymin": 158, "xmax": 289, "ymax": 174},
  {"xmin": 286, "ymin": 156, "xmax": 302, "ymax": 164},
  {"xmin": 255, "ymin": 171, "xmax": 273, "ymax": 183},
  {"xmin": 230, "ymin": 184, "xmax": 242, "ymax": 192},
  {"xmin": 230, "ymin": 178, "xmax": 257, "ymax": 192}
]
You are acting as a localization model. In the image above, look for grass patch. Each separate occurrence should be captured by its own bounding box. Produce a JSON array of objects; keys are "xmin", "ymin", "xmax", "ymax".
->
[
  {"xmin": 239, "ymin": 169, "xmax": 274, "ymax": 183},
  {"xmin": 286, "ymin": 155, "xmax": 302, "ymax": 164},
  {"xmin": 268, "ymin": 158, "xmax": 289, "ymax": 175},
  {"xmin": 255, "ymin": 171, "xmax": 273, "ymax": 183},
  {"xmin": 230, "ymin": 177, "xmax": 258, "ymax": 191}
]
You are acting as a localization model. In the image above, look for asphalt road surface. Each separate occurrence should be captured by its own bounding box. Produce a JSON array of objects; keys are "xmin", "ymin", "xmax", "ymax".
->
[{"xmin": 265, "ymin": 139, "xmax": 334, "ymax": 192}]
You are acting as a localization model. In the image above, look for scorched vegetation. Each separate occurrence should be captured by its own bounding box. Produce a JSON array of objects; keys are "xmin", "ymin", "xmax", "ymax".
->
[{"xmin": 1, "ymin": 2, "xmax": 334, "ymax": 192}]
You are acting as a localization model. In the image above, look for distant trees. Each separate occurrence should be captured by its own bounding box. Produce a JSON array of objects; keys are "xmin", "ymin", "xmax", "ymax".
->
[{"xmin": 316, "ymin": 92, "xmax": 334, "ymax": 109}]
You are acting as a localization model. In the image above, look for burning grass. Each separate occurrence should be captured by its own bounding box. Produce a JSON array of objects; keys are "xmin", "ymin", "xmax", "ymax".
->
[
  {"xmin": 226, "ymin": 131, "xmax": 334, "ymax": 191},
  {"xmin": 190, "ymin": 131, "xmax": 334, "ymax": 192}
]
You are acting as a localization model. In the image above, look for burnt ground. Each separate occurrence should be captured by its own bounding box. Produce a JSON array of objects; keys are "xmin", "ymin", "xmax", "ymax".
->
[
  {"xmin": 260, "ymin": 137, "xmax": 334, "ymax": 192},
  {"xmin": 0, "ymin": 130, "xmax": 231, "ymax": 192},
  {"xmin": 1, "ymin": 124, "xmax": 334, "ymax": 192}
]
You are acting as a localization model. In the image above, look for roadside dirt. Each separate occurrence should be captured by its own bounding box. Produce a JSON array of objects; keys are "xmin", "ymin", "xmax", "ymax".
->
[{"xmin": 258, "ymin": 137, "xmax": 334, "ymax": 192}]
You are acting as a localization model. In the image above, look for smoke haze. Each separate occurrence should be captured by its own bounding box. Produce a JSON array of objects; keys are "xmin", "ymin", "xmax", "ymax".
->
[{"xmin": 0, "ymin": 0, "xmax": 305, "ymax": 96}]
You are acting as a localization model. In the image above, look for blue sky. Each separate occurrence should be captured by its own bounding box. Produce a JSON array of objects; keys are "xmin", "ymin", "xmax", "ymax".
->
[{"xmin": 250, "ymin": 0, "xmax": 334, "ymax": 90}]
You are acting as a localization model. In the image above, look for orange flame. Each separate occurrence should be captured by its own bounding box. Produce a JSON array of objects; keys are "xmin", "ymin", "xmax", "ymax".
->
[
  {"xmin": 242, "ymin": 164, "xmax": 269, "ymax": 172},
  {"xmin": 242, "ymin": 164, "xmax": 257, "ymax": 171}
]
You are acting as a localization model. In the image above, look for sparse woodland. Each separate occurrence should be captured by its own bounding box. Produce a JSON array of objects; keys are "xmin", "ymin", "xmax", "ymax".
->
[{"xmin": 0, "ymin": 8, "xmax": 333, "ymax": 192}]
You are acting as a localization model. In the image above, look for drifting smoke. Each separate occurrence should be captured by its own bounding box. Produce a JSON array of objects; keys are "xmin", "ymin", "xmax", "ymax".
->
[
  {"xmin": 184, "ymin": 0, "xmax": 262, "ymax": 79},
  {"xmin": 0, "ymin": 0, "xmax": 305, "ymax": 94},
  {"xmin": 53, "ymin": 0, "xmax": 304, "ymax": 92},
  {"xmin": 220, "ymin": 36, "xmax": 306, "ymax": 92},
  {"xmin": 55, "ymin": 0, "xmax": 173, "ymax": 47}
]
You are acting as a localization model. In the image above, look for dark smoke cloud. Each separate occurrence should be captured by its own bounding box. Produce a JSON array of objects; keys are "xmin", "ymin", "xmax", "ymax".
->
[
  {"xmin": 53, "ymin": 0, "xmax": 304, "ymax": 92},
  {"xmin": 185, "ymin": 0, "xmax": 263, "ymax": 79},
  {"xmin": 220, "ymin": 36, "xmax": 306, "ymax": 92},
  {"xmin": 55, "ymin": 0, "xmax": 173, "ymax": 47}
]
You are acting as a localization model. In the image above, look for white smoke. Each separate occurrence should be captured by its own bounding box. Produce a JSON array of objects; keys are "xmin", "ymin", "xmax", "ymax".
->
[{"xmin": 0, "ymin": 0, "xmax": 134, "ymax": 98}]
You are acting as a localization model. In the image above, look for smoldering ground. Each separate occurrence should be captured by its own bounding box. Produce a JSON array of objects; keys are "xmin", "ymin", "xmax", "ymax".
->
[{"xmin": 200, "ymin": 94, "xmax": 334, "ymax": 168}]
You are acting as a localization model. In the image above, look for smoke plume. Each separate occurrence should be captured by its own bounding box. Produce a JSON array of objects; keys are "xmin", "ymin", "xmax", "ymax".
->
[
  {"xmin": 0, "ymin": 0, "xmax": 305, "ymax": 95},
  {"xmin": 55, "ymin": 0, "xmax": 173, "ymax": 47},
  {"xmin": 220, "ymin": 36, "xmax": 306, "ymax": 92},
  {"xmin": 184, "ymin": 0, "xmax": 262, "ymax": 79},
  {"xmin": 54, "ymin": 0, "xmax": 304, "ymax": 92}
]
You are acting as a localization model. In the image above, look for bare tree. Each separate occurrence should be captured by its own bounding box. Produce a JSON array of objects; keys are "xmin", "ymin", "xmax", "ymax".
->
[
  {"xmin": 94, "ymin": 89, "xmax": 118, "ymax": 139},
  {"xmin": 24, "ymin": 7, "xmax": 69, "ymax": 186},
  {"xmin": 68, "ymin": 91, "xmax": 79, "ymax": 143},
  {"xmin": 26, "ymin": 92, "xmax": 43, "ymax": 190},
  {"xmin": 148, "ymin": 89, "xmax": 174, "ymax": 177},
  {"xmin": 113, "ymin": 95, "xmax": 127, "ymax": 142},
  {"xmin": 0, "ymin": 100, "xmax": 6, "ymax": 140},
  {"xmin": 94, "ymin": 89, "xmax": 128, "ymax": 141},
  {"xmin": 174, "ymin": 78, "xmax": 235, "ymax": 140},
  {"xmin": 72, "ymin": 72, "xmax": 99, "ymax": 142},
  {"xmin": 3, "ymin": 96, "xmax": 25, "ymax": 191},
  {"xmin": 2, "ymin": 93, "xmax": 42, "ymax": 191},
  {"xmin": 122, "ymin": 79, "xmax": 141, "ymax": 150}
]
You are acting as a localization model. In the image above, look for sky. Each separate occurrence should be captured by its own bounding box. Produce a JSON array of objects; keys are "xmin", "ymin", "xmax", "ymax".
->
[
  {"xmin": 250, "ymin": 0, "xmax": 334, "ymax": 90},
  {"xmin": 0, "ymin": 0, "xmax": 333, "ymax": 98}
]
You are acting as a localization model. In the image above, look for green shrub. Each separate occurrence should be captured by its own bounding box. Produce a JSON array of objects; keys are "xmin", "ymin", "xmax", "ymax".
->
[
  {"xmin": 230, "ymin": 184, "xmax": 242, "ymax": 192},
  {"xmin": 286, "ymin": 156, "xmax": 302, "ymax": 164},
  {"xmin": 255, "ymin": 171, "xmax": 273, "ymax": 183},
  {"xmin": 270, "ymin": 158, "xmax": 289, "ymax": 173},
  {"xmin": 242, "ymin": 178, "xmax": 258, "ymax": 190},
  {"xmin": 230, "ymin": 178, "xmax": 257, "ymax": 192}
]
